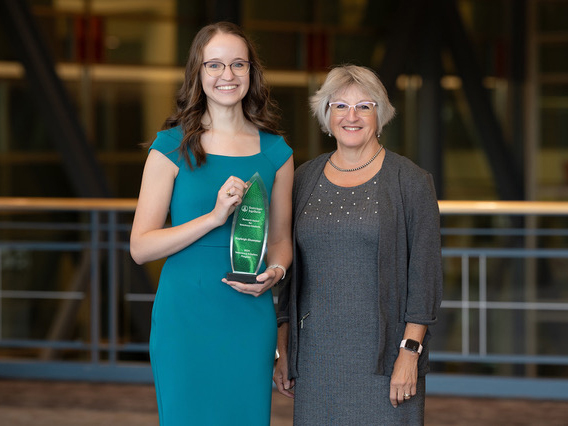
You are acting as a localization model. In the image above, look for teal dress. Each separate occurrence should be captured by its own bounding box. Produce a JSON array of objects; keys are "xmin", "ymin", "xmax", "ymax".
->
[{"xmin": 148, "ymin": 126, "xmax": 292, "ymax": 425}]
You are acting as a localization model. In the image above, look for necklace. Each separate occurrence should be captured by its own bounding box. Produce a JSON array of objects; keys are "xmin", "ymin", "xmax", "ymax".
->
[{"xmin": 327, "ymin": 144, "xmax": 383, "ymax": 172}]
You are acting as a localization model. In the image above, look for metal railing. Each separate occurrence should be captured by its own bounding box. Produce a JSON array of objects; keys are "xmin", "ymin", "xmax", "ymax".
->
[
  {"xmin": 435, "ymin": 201, "xmax": 568, "ymax": 361},
  {"xmin": 0, "ymin": 198, "xmax": 151, "ymax": 382},
  {"xmin": 428, "ymin": 201, "xmax": 568, "ymax": 399},
  {"xmin": 0, "ymin": 198, "xmax": 567, "ymax": 398}
]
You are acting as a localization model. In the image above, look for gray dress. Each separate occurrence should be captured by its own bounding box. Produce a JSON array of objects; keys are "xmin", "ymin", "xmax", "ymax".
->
[{"xmin": 293, "ymin": 171, "xmax": 425, "ymax": 425}]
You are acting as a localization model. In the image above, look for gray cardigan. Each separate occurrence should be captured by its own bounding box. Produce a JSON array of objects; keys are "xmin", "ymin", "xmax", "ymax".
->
[{"xmin": 277, "ymin": 149, "xmax": 443, "ymax": 378}]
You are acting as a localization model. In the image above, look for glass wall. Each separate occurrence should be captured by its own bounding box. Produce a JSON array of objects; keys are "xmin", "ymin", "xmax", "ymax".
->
[
  {"xmin": 0, "ymin": 0, "xmax": 567, "ymax": 381},
  {"xmin": 1, "ymin": 0, "xmax": 566, "ymax": 200}
]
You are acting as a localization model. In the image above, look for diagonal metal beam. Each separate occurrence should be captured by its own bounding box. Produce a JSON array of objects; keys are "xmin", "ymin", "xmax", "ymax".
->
[
  {"xmin": 0, "ymin": 0, "xmax": 157, "ymax": 343},
  {"xmin": 443, "ymin": 0, "xmax": 524, "ymax": 200},
  {"xmin": 0, "ymin": 0, "xmax": 110, "ymax": 197}
]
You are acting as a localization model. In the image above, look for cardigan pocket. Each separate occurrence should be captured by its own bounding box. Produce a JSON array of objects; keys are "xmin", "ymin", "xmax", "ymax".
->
[{"xmin": 298, "ymin": 311, "xmax": 311, "ymax": 329}]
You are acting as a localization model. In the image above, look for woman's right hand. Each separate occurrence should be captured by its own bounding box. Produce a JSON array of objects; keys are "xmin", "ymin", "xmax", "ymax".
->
[
  {"xmin": 273, "ymin": 322, "xmax": 294, "ymax": 398},
  {"xmin": 131, "ymin": 154, "xmax": 248, "ymax": 264},
  {"xmin": 273, "ymin": 350, "xmax": 295, "ymax": 398},
  {"xmin": 210, "ymin": 176, "xmax": 248, "ymax": 226}
]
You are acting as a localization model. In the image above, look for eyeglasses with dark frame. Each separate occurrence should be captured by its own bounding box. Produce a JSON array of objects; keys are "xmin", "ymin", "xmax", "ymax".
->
[
  {"xmin": 202, "ymin": 61, "xmax": 251, "ymax": 77},
  {"xmin": 328, "ymin": 101, "xmax": 377, "ymax": 117}
]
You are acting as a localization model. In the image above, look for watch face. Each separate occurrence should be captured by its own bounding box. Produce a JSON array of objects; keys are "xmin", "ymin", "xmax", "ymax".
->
[{"xmin": 405, "ymin": 339, "xmax": 420, "ymax": 352}]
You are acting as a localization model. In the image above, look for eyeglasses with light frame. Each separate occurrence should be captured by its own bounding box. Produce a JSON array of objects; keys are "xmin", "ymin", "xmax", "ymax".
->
[
  {"xmin": 328, "ymin": 101, "xmax": 377, "ymax": 116},
  {"xmin": 202, "ymin": 61, "xmax": 251, "ymax": 77}
]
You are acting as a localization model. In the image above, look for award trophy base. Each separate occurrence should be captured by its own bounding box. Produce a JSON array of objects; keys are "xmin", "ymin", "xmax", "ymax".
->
[{"xmin": 226, "ymin": 272, "xmax": 259, "ymax": 284}]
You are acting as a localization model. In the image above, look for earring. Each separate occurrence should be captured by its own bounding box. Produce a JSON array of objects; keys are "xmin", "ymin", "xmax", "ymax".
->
[
  {"xmin": 328, "ymin": 133, "xmax": 332, "ymax": 137},
  {"xmin": 377, "ymin": 133, "xmax": 381, "ymax": 138}
]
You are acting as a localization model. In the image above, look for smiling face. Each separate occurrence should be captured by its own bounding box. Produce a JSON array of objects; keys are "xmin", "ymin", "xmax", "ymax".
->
[
  {"xmin": 201, "ymin": 32, "xmax": 250, "ymax": 109},
  {"xmin": 329, "ymin": 84, "xmax": 378, "ymax": 149}
]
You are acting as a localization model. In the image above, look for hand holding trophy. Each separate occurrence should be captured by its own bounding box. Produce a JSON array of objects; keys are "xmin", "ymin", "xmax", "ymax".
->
[{"xmin": 226, "ymin": 172, "xmax": 269, "ymax": 284}]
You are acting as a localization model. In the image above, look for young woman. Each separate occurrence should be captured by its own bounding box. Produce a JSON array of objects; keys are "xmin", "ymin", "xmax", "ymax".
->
[{"xmin": 131, "ymin": 22, "xmax": 293, "ymax": 425}]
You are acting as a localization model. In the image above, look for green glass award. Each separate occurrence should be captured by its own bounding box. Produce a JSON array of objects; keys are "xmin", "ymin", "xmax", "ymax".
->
[{"xmin": 227, "ymin": 172, "xmax": 269, "ymax": 284}]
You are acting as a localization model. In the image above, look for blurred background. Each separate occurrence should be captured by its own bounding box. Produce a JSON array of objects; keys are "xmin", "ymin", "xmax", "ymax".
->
[{"xmin": 0, "ymin": 0, "xmax": 567, "ymax": 402}]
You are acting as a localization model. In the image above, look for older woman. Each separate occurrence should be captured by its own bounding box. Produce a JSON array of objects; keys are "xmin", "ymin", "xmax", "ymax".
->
[{"xmin": 274, "ymin": 65, "xmax": 443, "ymax": 425}]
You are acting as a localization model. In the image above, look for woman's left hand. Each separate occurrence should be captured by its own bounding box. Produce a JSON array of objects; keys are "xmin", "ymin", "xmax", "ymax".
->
[
  {"xmin": 222, "ymin": 266, "xmax": 282, "ymax": 297},
  {"xmin": 389, "ymin": 349, "xmax": 419, "ymax": 408}
]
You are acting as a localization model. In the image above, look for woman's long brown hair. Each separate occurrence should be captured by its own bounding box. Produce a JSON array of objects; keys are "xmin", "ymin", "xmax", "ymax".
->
[{"xmin": 162, "ymin": 22, "xmax": 282, "ymax": 169}]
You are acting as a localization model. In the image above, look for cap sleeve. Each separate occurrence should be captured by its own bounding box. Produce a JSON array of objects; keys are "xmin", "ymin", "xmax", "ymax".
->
[
  {"xmin": 148, "ymin": 126, "xmax": 184, "ymax": 166},
  {"xmin": 259, "ymin": 132, "xmax": 293, "ymax": 170}
]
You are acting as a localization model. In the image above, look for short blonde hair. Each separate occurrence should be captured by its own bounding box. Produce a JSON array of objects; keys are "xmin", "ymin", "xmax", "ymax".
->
[{"xmin": 310, "ymin": 65, "xmax": 395, "ymax": 136}]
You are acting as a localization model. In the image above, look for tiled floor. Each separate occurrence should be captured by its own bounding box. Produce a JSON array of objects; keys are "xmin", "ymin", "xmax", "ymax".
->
[{"xmin": 0, "ymin": 379, "xmax": 567, "ymax": 425}]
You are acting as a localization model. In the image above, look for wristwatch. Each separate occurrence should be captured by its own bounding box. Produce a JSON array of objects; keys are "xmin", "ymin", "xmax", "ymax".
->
[{"xmin": 400, "ymin": 339, "xmax": 423, "ymax": 355}]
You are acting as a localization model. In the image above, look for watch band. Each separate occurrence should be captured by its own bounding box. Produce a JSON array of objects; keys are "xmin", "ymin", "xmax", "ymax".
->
[{"xmin": 400, "ymin": 339, "xmax": 423, "ymax": 355}]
